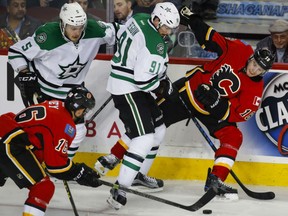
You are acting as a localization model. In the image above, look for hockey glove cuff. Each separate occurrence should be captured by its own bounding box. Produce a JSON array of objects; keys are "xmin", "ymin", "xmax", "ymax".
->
[
  {"xmin": 73, "ymin": 163, "xmax": 102, "ymax": 188},
  {"xmin": 179, "ymin": 6, "xmax": 194, "ymax": 26},
  {"xmin": 153, "ymin": 79, "xmax": 179, "ymax": 102}
]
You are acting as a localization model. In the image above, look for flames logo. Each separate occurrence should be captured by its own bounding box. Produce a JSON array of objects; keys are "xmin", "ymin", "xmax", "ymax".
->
[{"xmin": 211, "ymin": 64, "xmax": 240, "ymax": 96}]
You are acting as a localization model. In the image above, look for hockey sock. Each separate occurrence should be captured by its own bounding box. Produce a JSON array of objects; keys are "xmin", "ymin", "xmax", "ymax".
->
[
  {"xmin": 24, "ymin": 176, "xmax": 55, "ymax": 215},
  {"xmin": 211, "ymin": 165, "xmax": 230, "ymax": 181},
  {"xmin": 111, "ymin": 134, "xmax": 131, "ymax": 160},
  {"xmin": 139, "ymin": 124, "xmax": 165, "ymax": 175},
  {"xmin": 139, "ymin": 145, "xmax": 159, "ymax": 175},
  {"xmin": 117, "ymin": 134, "xmax": 153, "ymax": 187}
]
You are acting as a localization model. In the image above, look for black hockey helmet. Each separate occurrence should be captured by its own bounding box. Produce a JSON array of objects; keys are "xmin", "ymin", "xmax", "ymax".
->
[
  {"xmin": 65, "ymin": 86, "xmax": 95, "ymax": 123},
  {"xmin": 252, "ymin": 48, "xmax": 275, "ymax": 75}
]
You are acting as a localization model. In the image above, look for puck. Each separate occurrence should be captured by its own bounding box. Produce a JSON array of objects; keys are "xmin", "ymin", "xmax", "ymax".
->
[{"xmin": 203, "ymin": 209, "xmax": 212, "ymax": 214}]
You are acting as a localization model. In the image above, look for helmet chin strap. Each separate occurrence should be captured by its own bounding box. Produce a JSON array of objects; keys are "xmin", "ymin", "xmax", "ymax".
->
[{"xmin": 59, "ymin": 21, "xmax": 85, "ymax": 44}]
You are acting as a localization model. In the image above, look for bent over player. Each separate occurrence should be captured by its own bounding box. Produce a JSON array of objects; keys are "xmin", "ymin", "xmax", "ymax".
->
[
  {"xmin": 0, "ymin": 86, "xmax": 101, "ymax": 216},
  {"xmin": 94, "ymin": 6, "xmax": 275, "ymax": 199},
  {"xmin": 8, "ymin": 2, "xmax": 118, "ymax": 159},
  {"xmin": 158, "ymin": 7, "xmax": 275, "ymax": 198}
]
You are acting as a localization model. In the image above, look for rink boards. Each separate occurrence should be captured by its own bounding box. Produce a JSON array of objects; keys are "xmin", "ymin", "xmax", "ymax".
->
[{"xmin": 0, "ymin": 53, "xmax": 288, "ymax": 187}]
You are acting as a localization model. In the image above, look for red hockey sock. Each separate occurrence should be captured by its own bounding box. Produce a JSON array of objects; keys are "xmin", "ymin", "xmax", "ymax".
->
[
  {"xmin": 111, "ymin": 139, "xmax": 129, "ymax": 160},
  {"xmin": 25, "ymin": 176, "xmax": 55, "ymax": 212},
  {"xmin": 211, "ymin": 165, "xmax": 230, "ymax": 181}
]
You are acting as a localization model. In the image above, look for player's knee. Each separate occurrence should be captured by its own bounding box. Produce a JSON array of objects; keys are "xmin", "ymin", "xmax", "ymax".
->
[
  {"xmin": 26, "ymin": 176, "xmax": 55, "ymax": 210},
  {"xmin": 129, "ymin": 133, "xmax": 154, "ymax": 157},
  {"xmin": 215, "ymin": 126, "xmax": 243, "ymax": 149}
]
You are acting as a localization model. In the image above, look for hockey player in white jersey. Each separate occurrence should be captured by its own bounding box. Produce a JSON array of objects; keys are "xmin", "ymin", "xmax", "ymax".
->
[
  {"xmin": 103, "ymin": 2, "xmax": 180, "ymax": 210},
  {"xmin": 8, "ymin": 2, "xmax": 118, "ymax": 159}
]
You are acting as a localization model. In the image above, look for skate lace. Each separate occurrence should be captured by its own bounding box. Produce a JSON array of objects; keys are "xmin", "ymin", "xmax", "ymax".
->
[
  {"xmin": 118, "ymin": 189, "xmax": 126, "ymax": 197},
  {"xmin": 218, "ymin": 178, "xmax": 233, "ymax": 189},
  {"xmin": 143, "ymin": 174, "xmax": 157, "ymax": 184}
]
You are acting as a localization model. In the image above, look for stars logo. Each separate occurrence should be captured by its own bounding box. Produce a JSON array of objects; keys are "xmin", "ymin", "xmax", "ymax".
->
[
  {"xmin": 58, "ymin": 56, "xmax": 88, "ymax": 79},
  {"xmin": 165, "ymin": 7, "xmax": 171, "ymax": 13}
]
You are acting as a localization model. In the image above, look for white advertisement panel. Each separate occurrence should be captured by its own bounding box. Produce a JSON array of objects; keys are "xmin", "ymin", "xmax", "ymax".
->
[{"xmin": 1, "ymin": 54, "xmax": 288, "ymax": 165}]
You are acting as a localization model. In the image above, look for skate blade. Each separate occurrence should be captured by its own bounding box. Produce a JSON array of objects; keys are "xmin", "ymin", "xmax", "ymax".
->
[
  {"xmin": 94, "ymin": 161, "xmax": 109, "ymax": 176},
  {"xmin": 215, "ymin": 193, "xmax": 239, "ymax": 201},
  {"xmin": 129, "ymin": 185, "xmax": 164, "ymax": 193},
  {"xmin": 107, "ymin": 195, "xmax": 123, "ymax": 210}
]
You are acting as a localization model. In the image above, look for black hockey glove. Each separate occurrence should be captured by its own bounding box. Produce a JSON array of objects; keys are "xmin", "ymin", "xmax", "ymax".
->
[
  {"xmin": 0, "ymin": 170, "xmax": 8, "ymax": 187},
  {"xmin": 73, "ymin": 163, "xmax": 102, "ymax": 188},
  {"xmin": 18, "ymin": 71, "xmax": 44, "ymax": 105},
  {"xmin": 153, "ymin": 79, "xmax": 179, "ymax": 102},
  {"xmin": 179, "ymin": 6, "xmax": 194, "ymax": 26},
  {"xmin": 194, "ymin": 84, "xmax": 229, "ymax": 119}
]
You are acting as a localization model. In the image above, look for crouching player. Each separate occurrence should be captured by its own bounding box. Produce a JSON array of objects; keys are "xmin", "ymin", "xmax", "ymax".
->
[{"xmin": 0, "ymin": 86, "xmax": 101, "ymax": 216}]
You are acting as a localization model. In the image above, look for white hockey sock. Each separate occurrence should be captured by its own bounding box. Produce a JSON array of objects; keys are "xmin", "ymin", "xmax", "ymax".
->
[
  {"xmin": 139, "ymin": 145, "xmax": 159, "ymax": 175},
  {"xmin": 139, "ymin": 124, "xmax": 166, "ymax": 175},
  {"xmin": 117, "ymin": 134, "xmax": 154, "ymax": 187}
]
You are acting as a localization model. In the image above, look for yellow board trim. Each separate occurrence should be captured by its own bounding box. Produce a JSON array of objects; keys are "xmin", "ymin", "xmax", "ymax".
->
[{"xmin": 74, "ymin": 152, "xmax": 288, "ymax": 187}]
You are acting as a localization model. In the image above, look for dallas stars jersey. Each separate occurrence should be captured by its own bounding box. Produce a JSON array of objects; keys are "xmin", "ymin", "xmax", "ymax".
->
[
  {"xmin": 0, "ymin": 100, "xmax": 76, "ymax": 173},
  {"xmin": 8, "ymin": 19, "xmax": 117, "ymax": 99},
  {"xmin": 107, "ymin": 13, "xmax": 168, "ymax": 95}
]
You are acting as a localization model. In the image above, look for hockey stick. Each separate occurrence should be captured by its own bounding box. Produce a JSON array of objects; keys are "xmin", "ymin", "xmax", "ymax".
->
[
  {"xmin": 63, "ymin": 180, "xmax": 79, "ymax": 216},
  {"xmin": 190, "ymin": 115, "xmax": 275, "ymax": 200},
  {"xmin": 86, "ymin": 96, "xmax": 112, "ymax": 125},
  {"xmin": 62, "ymin": 96, "xmax": 113, "ymax": 214},
  {"xmin": 99, "ymin": 179, "xmax": 216, "ymax": 212},
  {"xmin": 172, "ymin": 90, "xmax": 275, "ymax": 200}
]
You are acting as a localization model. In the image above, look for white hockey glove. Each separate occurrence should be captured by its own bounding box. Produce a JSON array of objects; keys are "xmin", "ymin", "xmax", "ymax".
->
[{"xmin": 179, "ymin": 6, "xmax": 194, "ymax": 26}]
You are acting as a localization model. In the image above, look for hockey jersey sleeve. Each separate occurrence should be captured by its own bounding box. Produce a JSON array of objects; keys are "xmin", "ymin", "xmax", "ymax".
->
[
  {"xmin": 8, "ymin": 29, "xmax": 47, "ymax": 73},
  {"xmin": 186, "ymin": 15, "xmax": 225, "ymax": 57},
  {"xmin": 91, "ymin": 20, "xmax": 119, "ymax": 46}
]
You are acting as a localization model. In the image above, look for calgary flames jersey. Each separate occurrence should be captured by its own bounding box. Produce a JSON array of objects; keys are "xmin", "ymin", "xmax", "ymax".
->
[
  {"xmin": 0, "ymin": 100, "xmax": 76, "ymax": 171},
  {"xmin": 185, "ymin": 18, "xmax": 264, "ymax": 122}
]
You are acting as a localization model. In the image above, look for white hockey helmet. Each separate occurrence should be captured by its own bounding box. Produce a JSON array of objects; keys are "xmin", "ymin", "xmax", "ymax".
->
[
  {"xmin": 59, "ymin": 2, "xmax": 87, "ymax": 28},
  {"xmin": 151, "ymin": 2, "xmax": 180, "ymax": 29}
]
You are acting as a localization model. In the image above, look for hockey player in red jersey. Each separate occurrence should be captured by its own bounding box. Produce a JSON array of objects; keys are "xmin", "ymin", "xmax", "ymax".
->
[
  {"xmin": 94, "ymin": 6, "xmax": 275, "ymax": 199},
  {"xmin": 157, "ymin": 6, "xmax": 275, "ymax": 198},
  {"xmin": 0, "ymin": 86, "xmax": 101, "ymax": 216}
]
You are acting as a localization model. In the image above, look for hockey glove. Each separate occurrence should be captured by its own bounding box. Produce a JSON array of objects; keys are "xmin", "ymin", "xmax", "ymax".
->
[
  {"xmin": 179, "ymin": 6, "xmax": 194, "ymax": 26},
  {"xmin": 153, "ymin": 79, "xmax": 179, "ymax": 102},
  {"xmin": 18, "ymin": 71, "xmax": 44, "ymax": 105},
  {"xmin": 73, "ymin": 163, "xmax": 102, "ymax": 188},
  {"xmin": 0, "ymin": 170, "xmax": 8, "ymax": 187},
  {"xmin": 194, "ymin": 84, "xmax": 229, "ymax": 119}
]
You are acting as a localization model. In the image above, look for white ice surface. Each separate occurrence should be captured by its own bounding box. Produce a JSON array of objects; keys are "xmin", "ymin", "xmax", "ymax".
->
[{"xmin": 1, "ymin": 177, "xmax": 288, "ymax": 216}]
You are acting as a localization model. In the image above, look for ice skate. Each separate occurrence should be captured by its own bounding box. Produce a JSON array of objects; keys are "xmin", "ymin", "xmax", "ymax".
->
[
  {"xmin": 131, "ymin": 172, "xmax": 164, "ymax": 193},
  {"xmin": 107, "ymin": 182, "xmax": 127, "ymax": 210},
  {"xmin": 205, "ymin": 168, "xmax": 239, "ymax": 201},
  {"xmin": 94, "ymin": 154, "xmax": 120, "ymax": 176}
]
